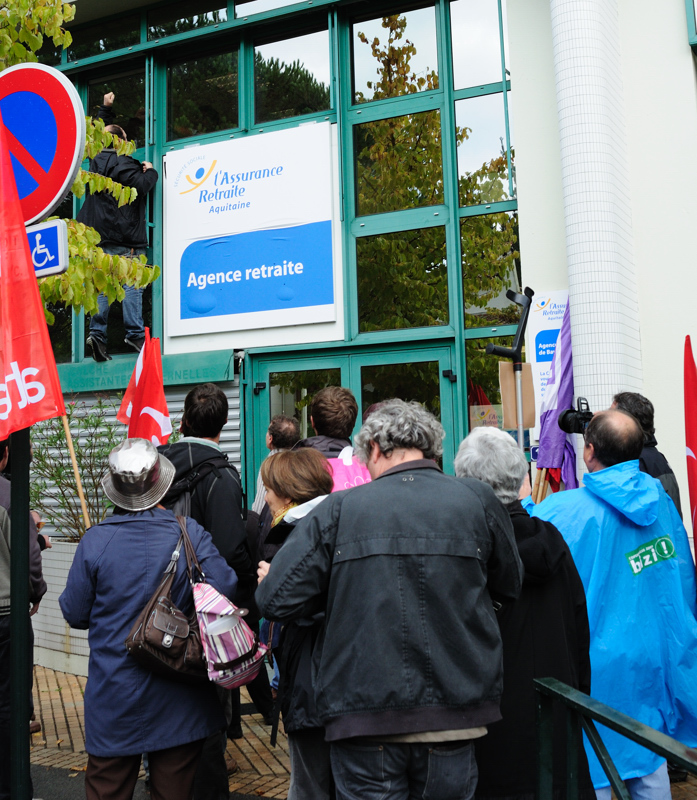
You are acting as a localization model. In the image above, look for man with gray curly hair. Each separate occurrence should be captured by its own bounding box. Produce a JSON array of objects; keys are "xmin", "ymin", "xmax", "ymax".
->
[{"xmin": 257, "ymin": 399, "xmax": 523, "ymax": 800}]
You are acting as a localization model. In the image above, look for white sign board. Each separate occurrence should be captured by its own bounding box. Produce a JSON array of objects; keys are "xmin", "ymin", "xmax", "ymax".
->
[
  {"xmin": 164, "ymin": 123, "xmax": 335, "ymax": 338},
  {"xmin": 528, "ymin": 290, "xmax": 569, "ymax": 440}
]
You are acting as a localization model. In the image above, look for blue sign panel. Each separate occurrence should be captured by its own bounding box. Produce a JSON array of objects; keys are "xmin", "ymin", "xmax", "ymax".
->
[
  {"xmin": 531, "ymin": 445, "xmax": 539, "ymax": 461},
  {"xmin": 535, "ymin": 328, "xmax": 560, "ymax": 363},
  {"xmin": 26, "ymin": 219, "xmax": 68, "ymax": 277},
  {"xmin": 180, "ymin": 220, "xmax": 334, "ymax": 319}
]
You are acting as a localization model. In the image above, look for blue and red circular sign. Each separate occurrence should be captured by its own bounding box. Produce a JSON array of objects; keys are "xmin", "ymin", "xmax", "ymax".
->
[{"xmin": 0, "ymin": 63, "xmax": 85, "ymax": 225}]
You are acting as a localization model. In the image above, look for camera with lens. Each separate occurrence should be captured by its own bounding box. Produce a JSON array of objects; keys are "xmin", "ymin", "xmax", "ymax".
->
[{"xmin": 558, "ymin": 397, "xmax": 593, "ymax": 435}]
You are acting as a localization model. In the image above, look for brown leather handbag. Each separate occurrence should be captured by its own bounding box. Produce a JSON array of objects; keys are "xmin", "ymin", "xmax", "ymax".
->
[{"xmin": 124, "ymin": 516, "xmax": 208, "ymax": 684}]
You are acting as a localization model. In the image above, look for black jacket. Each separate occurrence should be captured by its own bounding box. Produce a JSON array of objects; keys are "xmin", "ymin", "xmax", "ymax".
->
[
  {"xmin": 475, "ymin": 502, "xmax": 593, "ymax": 800},
  {"xmin": 295, "ymin": 435, "xmax": 350, "ymax": 458},
  {"xmin": 640, "ymin": 436, "xmax": 682, "ymax": 519},
  {"xmin": 257, "ymin": 460, "xmax": 523, "ymax": 741},
  {"xmin": 157, "ymin": 440, "xmax": 254, "ymax": 605},
  {"xmin": 77, "ymin": 108, "xmax": 158, "ymax": 250}
]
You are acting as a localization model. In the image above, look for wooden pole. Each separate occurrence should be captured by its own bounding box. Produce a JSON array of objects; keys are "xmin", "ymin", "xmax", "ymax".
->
[
  {"xmin": 532, "ymin": 467, "xmax": 543, "ymax": 504},
  {"xmin": 534, "ymin": 468, "xmax": 548, "ymax": 504},
  {"xmin": 62, "ymin": 415, "xmax": 91, "ymax": 531}
]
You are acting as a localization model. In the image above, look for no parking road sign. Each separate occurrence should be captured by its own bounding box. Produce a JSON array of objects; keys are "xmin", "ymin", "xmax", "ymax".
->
[{"xmin": 0, "ymin": 63, "xmax": 85, "ymax": 225}]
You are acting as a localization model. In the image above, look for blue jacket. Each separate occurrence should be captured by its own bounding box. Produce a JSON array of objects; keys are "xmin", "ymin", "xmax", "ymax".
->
[
  {"xmin": 60, "ymin": 508, "xmax": 237, "ymax": 757},
  {"xmin": 532, "ymin": 461, "xmax": 697, "ymax": 786}
]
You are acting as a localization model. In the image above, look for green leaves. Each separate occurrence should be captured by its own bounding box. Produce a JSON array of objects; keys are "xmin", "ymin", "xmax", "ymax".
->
[{"xmin": 0, "ymin": 0, "xmax": 75, "ymax": 69}]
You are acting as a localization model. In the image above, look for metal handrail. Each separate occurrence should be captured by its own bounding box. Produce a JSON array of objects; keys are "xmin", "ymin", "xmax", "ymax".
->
[{"xmin": 535, "ymin": 677, "xmax": 697, "ymax": 800}]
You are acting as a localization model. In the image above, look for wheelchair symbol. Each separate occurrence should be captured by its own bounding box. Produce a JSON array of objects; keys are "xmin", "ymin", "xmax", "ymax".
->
[{"xmin": 31, "ymin": 234, "xmax": 55, "ymax": 269}]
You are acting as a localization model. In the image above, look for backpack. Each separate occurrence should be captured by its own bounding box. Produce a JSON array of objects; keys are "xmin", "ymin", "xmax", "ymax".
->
[
  {"xmin": 162, "ymin": 454, "xmax": 243, "ymax": 518},
  {"xmin": 327, "ymin": 446, "xmax": 371, "ymax": 492}
]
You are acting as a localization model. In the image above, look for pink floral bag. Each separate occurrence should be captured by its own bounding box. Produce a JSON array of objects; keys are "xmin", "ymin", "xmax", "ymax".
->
[
  {"xmin": 181, "ymin": 522, "xmax": 268, "ymax": 689},
  {"xmin": 328, "ymin": 446, "xmax": 371, "ymax": 492}
]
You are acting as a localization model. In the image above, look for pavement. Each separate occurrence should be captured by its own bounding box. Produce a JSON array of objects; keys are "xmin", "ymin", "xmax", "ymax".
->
[
  {"xmin": 30, "ymin": 666, "xmax": 290, "ymax": 799},
  {"xmin": 28, "ymin": 665, "xmax": 697, "ymax": 799}
]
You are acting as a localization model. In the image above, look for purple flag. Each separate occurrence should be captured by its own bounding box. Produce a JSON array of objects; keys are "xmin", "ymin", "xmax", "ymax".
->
[{"xmin": 537, "ymin": 302, "xmax": 578, "ymax": 489}]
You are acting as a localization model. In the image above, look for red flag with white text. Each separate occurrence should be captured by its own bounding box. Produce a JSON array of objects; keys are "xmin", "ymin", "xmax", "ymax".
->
[
  {"xmin": 117, "ymin": 329, "xmax": 172, "ymax": 445},
  {"xmin": 0, "ymin": 114, "xmax": 65, "ymax": 437},
  {"xmin": 684, "ymin": 336, "xmax": 697, "ymax": 549}
]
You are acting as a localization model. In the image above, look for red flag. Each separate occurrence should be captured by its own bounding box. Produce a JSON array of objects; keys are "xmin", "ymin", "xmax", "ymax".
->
[
  {"xmin": 0, "ymin": 113, "xmax": 65, "ymax": 437},
  {"xmin": 117, "ymin": 328, "xmax": 172, "ymax": 445},
  {"xmin": 685, "ymin": 336, "xmax": 697, "ymax": 548}
]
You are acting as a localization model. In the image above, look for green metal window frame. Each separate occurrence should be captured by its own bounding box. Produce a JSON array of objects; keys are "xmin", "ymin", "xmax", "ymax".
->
[
  {"xmin": 686, "ymin": 0, "xmax": 697, "ymax": 47},
  {"xmin": 51, "ymin": 0, "xmax": 519, "ymax": 460}
]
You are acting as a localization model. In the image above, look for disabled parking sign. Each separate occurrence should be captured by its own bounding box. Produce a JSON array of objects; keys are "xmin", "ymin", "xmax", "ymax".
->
[
  {"xmin": 0, "ymin": 63, "xmax": 85, "ymax": 225},
  {"xmin": 26, "ymin": 219, "xmax": 69, "ymax": 278}
]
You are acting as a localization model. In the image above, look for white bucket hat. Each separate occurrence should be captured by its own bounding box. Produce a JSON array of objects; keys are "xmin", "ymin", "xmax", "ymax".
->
[{"xmin": 101, "ymin": 438, "xmax": 175, "ymax": 511}]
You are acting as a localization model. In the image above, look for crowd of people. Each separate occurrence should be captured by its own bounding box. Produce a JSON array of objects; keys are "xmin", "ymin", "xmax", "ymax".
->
[{"xmin": 4, "ymin": 381, "xmax": 697, "ymax": 800}]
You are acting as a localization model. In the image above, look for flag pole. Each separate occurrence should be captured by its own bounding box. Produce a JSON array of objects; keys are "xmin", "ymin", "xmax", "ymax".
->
[{"xmin": 61, "ymin": 415, "xmax": 91, "ymax": 531}]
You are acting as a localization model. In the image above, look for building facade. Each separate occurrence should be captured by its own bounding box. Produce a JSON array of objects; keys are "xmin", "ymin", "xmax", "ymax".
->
[{"xmin": 41, "ymin": 0, "xmax": 697, "ymax": 520}]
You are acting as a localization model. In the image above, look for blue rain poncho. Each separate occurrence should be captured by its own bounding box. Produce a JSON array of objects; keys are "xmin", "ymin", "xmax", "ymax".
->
[{"xmin": 532, "ymin": 460, "xmax": 697, "ymax": 787}]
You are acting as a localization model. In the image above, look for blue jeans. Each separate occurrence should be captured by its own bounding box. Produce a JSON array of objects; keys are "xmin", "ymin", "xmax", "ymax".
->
[
  {"xmin": 331, "ymin": 739, "xmax": 478, "ymax": 800},
  {"xmin": 594, "ymin": 762, "xmax": 670, "ymax": 800},
  {"xmin": 89, "ymin": 245, "xmax": 145, "ymax": 342}
]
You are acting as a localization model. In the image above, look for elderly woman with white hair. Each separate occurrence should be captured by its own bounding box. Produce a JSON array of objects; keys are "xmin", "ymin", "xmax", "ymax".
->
[{"xmin": 455, "ymin": 427, "xmax": 595, "ymax": 800}]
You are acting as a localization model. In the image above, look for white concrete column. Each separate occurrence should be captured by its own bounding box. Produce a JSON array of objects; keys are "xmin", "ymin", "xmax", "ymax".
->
[{"xmin": 549, "ymin": 0, "xmax": 643, "ymax": 412}]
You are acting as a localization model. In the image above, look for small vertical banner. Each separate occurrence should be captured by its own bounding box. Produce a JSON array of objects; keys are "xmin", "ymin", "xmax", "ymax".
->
[
  {"xmin": 117, "ymin": 329, "xmax": 172, "ymax": 445},
  {"xmin": 684, "ymin": 336, "xmax": 697, "ymax": 547},
  {"xmin": 0, "ymin": 112, "xmax": 65, "ymax": 438}
]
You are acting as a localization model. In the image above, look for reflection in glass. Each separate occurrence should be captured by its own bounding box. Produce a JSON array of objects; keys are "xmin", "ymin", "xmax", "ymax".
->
[
  {"xmin": 355, "ymin": 110, "xmax": 443, "ymax": 216},
  {"xmin": 269, "ymin": 369, "xmax": 341, "ymax": 439},
  {"xmin": 352, "ymin": 9, "xmax": 438, "ymax": 104},
  {"xmin": 148, "ymin": 1, "xmax": 227, "ymax": 39},
  {"xmin": 362, "ymin": 362, "xmax": 440, "ymax": 418},
  {"xmin": 255, "ymin": 32, "xmax": 330, "ymax": 123},
  {"xmin": 466, "ymin": 336, "xmax": 514, "ymax": 432},
  {"xmin": 88, "ymin": 73, "xmax": 146, "ymax": 149},
  {"xmin": 357, "ymin": 227, "xmax": 448, "ymax": 332},
  {"xmin": 462, "ymin": 212, "xmax": 520, "ymax": 328},
  {"xmin": 168, "ymin": 52, "xmax": 239, "ymax": 141},
  {"xmin": 450, "ymin": 0, "xmax": 503, "ymax": 89},
  {"xmin": 456, "ymin": 94, "xmax": 512, "ymax": 206},
  {"xmin": 37, "ymin": 43, "xmax": 61, "ymax": 66},
  {"xmin": 69, "ymin": 16, "xmax": 140, "ymax": 61},
  {"xmin": 235, "ymin": 0, "xmax": 296, "ymax": 17},
  {"xmin": 47, "ymin": 304, "xmax": 72, "ymax": 364}
]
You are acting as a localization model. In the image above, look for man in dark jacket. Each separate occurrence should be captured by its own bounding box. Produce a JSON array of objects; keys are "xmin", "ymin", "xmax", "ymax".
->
[
  {"xmin": 158, "ymin": 383, "xmax": 270, "ymax": 799},
  {"xmin": 257, "ymin": 399, "xmax": 523, "ymax": 800},
  {"xmin": 295, "ymin": 385, "xmax": 357, "ymax": 456},
  {"xmin": 612, "ymin": 391, "xmax": 682, "ymax": 517},
  {"xmin": 455, "ymin": 427, "xmax": 593, "ymax": 800},
  {"xmin": 77, "ymin": 92, "xmax": 158, "ymax": 362}
]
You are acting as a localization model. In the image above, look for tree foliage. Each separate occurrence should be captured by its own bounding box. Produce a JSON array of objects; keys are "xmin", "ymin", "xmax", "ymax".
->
[{"xmin": 0, "ymin": 0, "xmax": 160, "ymax": 323}]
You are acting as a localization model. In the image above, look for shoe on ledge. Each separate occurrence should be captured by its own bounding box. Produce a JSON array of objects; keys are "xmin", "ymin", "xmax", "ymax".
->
[
  {"xmin": 125, "ymin": 336, "xmax": 145, "ymax": 353},
  {"xmin": 86, "ymin": 335, "xmax": 111, "ymax": 362}
]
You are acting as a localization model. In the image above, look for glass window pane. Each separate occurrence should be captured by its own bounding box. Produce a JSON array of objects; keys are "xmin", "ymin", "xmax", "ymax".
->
[
  {"xmin": 254, "ymin": 31, "xmax": 330, "ymax": 123},
  {"xmin": 357, "ymin": 227, "xmax": 448, "ymax": 332},
  {"xmin": 148, "ymin": 1, "xmax": 227, "ymax": 40},
  {"xmin": 69, "ymin": 16, "xmax": 140, "ymax": 61},
  {"xmin": 461, "ymin": 211, "xmax": 520, "ymax": 328},
  {"xmin": 235, "ymin": 0, "xmax": 295, "ymax": 17},
  {"xmin": 355, "ymin": 110, "xmax": 443, "ymax": 216},
  {"xmin": 269, "ymin": 369, "xmax": 341, "ymax": 439},
  {"xmin": 466, "ymin": 336, "xmax": 526, "ymax": 441},
  {"xmin": 456, "ymin": 93, "xmax": 512, "ymax": 206},
  {"xmin": 361, "ymin": 361, "xmax": 441, "ymax": 419},
  {"xmin": 168, "ymin": 51, "xmax": 239, "ymax": 141},
  {"xmin": 450, "ymin": 0, "xmax": 503, "ymax": 89},
  {"xmin": 88, "ymin": 72, "xmax": 146, "ymax": 150},
  {"xmin": 37, "ymin": 43, "xmax": 61, "ymax": 66},
  {"xmin": 47, "ymin": 303, "xmax": 72, "ymax": 364},
  {"xmin": 353, "ymin": 8, "xmax": 438, "ymax": 104}
]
